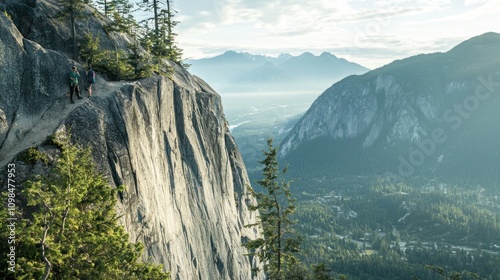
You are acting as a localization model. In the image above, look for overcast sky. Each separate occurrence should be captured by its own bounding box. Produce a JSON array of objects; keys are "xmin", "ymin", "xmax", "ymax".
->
[{"xmin": 171, "ymin": 0, "xmax": 500, "ymax": 69}]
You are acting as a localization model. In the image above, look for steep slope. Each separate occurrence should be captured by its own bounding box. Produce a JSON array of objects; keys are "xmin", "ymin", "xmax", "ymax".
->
[
  {"xmin": 0, "ymin": 9, "xmax": 73, "ymax": 152},
  {"xmin": 64, "ymin": 68, "xmax": 262, "ymax": 280},
  {"xmin": 280, "ymin": 33, "xmax": 500, "ymax": 182},
  {"xmin": 0, "ymin": 6, "xmax": 263, "ymax": 280}
]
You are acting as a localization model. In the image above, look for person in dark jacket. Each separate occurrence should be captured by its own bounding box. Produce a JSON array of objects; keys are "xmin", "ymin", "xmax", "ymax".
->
[
  {"xmin": 69, "ymin": 65, "xmax": 83, "ymax": 103},
  {"xmin": 85, "ymin": 64, "xmax": 96, "ymax": 98}
]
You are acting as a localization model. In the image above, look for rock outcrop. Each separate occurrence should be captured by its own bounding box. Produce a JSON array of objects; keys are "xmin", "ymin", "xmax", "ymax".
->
[
  {"xmin": 0, "ymin": 4, "xmax": 262, "ymax": 279},
  {"xmin": 63, "ymin": 66, "xmax": 262, "ymax": 280},
  {"xmin": 0, "ymin": 0, "xmax": 133, "ymax": 58}
]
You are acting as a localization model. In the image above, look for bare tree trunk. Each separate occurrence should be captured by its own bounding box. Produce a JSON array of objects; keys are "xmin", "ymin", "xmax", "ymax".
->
[
  {"xmin": 153, "ymin": 0, "xmax": 159, "ymax": 38},
  {"xmin": 41, "ymin": 212, "xmax": 52, "ymax": 280},
  {"xmin": 274, "ymin": 195, "xmax": 282, "ymax": 280},
  {"xmin": 70, "ymin": 0, "xmax": 78, "ymax": 60},
  {"xmin": 59, "ymin": 207, "xmax": 70, "ymax": 240},
  {"xmin": 277, "ymin": 224, "xmax": 282, "ymax": 279},
  {"xmin": 59, "ymin": 151, "xmax": 73, "ymax": 240},
  {"xmin": 167, "ymin": 0, "xmax": 171, "ymax": 33}
]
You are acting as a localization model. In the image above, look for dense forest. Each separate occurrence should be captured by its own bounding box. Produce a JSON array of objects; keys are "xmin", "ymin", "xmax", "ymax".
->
[{"xmin": 288, "ymin": 175, "xmax": 500, "ymax": 279}]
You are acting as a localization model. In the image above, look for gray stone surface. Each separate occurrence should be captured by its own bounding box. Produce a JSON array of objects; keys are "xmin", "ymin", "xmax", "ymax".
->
[
  {"xmin": 64, "ymin": 66, "xmax": 263, "ymax": 280},
  {"xmin": 0, "ymin": 7, "xmax": 263, "ymax": 279},
  {"xmin": 0, "ymin": 0, "xmax": 134, "ymax": 58},
  {"xmin": 0, "ymin": 12, "xmax": 72, "ymax": 154}
]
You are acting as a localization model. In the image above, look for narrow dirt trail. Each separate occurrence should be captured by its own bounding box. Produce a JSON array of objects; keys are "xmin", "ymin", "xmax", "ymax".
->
[{"xmin": 0, "ymin": 79, "xmax": 129, "ymax": 167}]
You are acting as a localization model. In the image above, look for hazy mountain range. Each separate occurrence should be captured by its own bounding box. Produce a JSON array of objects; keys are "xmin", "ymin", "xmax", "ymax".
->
[
  {"xmin": 279, "ymin": 32, "xmax": 500, "ymax": 183},
  {"xmin": 187, "ymin": 51, "xmax": 370, "ymax": 93}
]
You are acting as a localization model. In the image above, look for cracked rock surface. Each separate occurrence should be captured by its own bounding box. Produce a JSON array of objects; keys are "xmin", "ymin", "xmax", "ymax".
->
[{"xmin": 0, "ymin": 7, "xmax": 263, "ymax": 280}]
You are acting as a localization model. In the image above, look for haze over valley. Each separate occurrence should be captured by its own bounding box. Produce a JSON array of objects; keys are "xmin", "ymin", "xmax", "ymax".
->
[{"xmin": 187, "ymin": 51, "xmax": 370, "ymax": 172}]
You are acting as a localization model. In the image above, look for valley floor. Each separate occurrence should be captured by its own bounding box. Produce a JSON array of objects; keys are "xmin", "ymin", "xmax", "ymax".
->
[{"xmin": 290, "ymin": 175, "xmax": 500, "ymax": 279}]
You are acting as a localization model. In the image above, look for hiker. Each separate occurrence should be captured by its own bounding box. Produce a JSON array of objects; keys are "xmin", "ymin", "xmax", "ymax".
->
[
  {"xmin": 85, "ymin": 64, "xmax": 96, "ymax": 97},
  {"xmin": 69, "ymin": 65, "xmax": 83, "ymax": 103}
]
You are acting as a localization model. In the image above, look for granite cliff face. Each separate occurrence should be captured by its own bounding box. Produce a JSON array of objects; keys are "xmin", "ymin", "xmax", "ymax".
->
[
  {"xmin": 62, "ymin": 68, "xmax": 262, "ymax": 280},
  {"xmin": 280, "ymin": 33, "xmax": 500, "ymax": 182},
  {"xmin": 0, "ymin": 0, "xmax": 133, "ymax": 58},
  {"xmin": 0, "ymin": 5, "xmax": 262, "ymax": 280}
]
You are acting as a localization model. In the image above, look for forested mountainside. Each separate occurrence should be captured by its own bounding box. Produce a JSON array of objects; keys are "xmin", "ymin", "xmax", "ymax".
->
[{"xmin": 281, "ymin": 32, "xmax": 500, "ymax": 183}]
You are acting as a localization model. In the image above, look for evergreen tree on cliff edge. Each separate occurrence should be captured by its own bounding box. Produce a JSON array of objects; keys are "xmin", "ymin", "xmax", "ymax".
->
[
  {"xmin": 56, "ymin": 0, "xmax": 87, "ymax": 60},
  {"xmin": 244, "ymin": 138, "xmax": 302, "ymax": 280}
]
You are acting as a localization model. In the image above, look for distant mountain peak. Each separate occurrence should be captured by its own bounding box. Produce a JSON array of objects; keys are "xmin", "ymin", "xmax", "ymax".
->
[
  {"xmin": 187, "ymin": 50, "xmax": 369, "ymax": 93},
  {"xmin": 278, "ymin": 53, "xmax": 292, "ymax": 59},
  {"xmin": 299, "ymin": 52, "xmax": 315, "ymax": 58},
  {"xmin": 449, "ymin": 32, "xmax": 500, "ymax": 53},
  {"xmin": 461, "ymin": 32, "xmax": 500, "ymax": 44},
  {"xmin": 320, "ymin": 52, "xmax": 337, "ymax": 59},
  {"xmin": 262, "ymin": 61, "xmax": 276, "ymax": 67},
  {"xmin": 222, "ymin": 50, "xmax": 239, "ymax": 56}
]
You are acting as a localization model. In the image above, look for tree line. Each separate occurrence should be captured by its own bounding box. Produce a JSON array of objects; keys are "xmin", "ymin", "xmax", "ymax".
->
[
  {"xmin": 289, "ymin": 177, "xmax": 500, "ymax": 280},
  {"xmin": 56, "ymin": 0, "xmax": 185, "ymax": 80}
]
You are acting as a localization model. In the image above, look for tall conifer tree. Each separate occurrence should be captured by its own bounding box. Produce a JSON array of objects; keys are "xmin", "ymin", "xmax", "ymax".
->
[
  {"xmin": 139, "ymin": 0, "xmax": 184, "ymax": 69},
  {"xmin": 0, "ymin": 140, "xmax": 170, "ymax": 279},
  {"xmin": 56, "ymin": 0, "xmax": 87, "ymax": 60},
  {"xmin": 244, "ymin": 138, "xmax": 301, "ymax": 280}
]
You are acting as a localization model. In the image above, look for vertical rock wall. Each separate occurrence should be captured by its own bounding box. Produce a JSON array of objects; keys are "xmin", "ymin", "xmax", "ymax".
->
[
  {"xmin": 0, "ymin": 9, "xmax": 263, "ymax": 279},
  {"xmin": 62, "ymin": 68, "xmax": 262, "ymax": 279}
]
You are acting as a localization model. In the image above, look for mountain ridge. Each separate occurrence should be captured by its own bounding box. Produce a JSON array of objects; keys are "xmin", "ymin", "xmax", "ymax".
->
[
  {"xmin": 279, "ymin": 32, "xmax": 500, "ymax": 183},
  {"xmin": 187, "ymin": 51, "xmax": 370, "ymax": 93}
]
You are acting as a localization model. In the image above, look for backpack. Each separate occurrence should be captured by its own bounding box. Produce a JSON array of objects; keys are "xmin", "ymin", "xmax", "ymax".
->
[{"xmin": 87, "ymin": 69, "xmax": 95, "ymax": 83}]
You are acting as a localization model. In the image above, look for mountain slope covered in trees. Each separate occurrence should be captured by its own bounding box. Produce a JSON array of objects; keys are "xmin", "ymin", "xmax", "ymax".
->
[{"xmin": 280, "ymin": 32, "xmax": 500, "ymax": 183}]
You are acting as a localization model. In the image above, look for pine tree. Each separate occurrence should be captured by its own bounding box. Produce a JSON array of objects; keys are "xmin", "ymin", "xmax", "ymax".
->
[
  {"xmin": 162, "ymin": 0, "xmax": 183, "ymax": 64},
  {"xmin": 139, "ymin": 0, "xmax": 184, "ymax": 71},
  {"xmin": 312, "ymin": 263, "xmax": 334, "ymax": 280},
  {"xmin": 80, "ymin": 31, "xmax": 105, "ymax": 66},
  {"xmin": 425, "ymin": 265, "xmax": 482, "ymax": 280},
  {"xmin": 0, "ymin": 139, "xmax": 170, "ymax": 279},
  {"xmin": 244, "ymin": 138, "xmax": 301, "ymax": 280},
  {"xmin": 105, "ymin": 47, "xmax": 134, "ymax": 80},
  {"xmin": 56, "ymin": 0, "xmax": 87, "ymax": 60},
  {"xmin": 128, "ymin": 26, "xmax": 154, "ymax": 79},
  {"xmin": 95, "ymin": 0, "xmax": 116, "ymax": 17},
  {"xmin": 108, "ymin": 0, "xmax": 135, "ymax": 35}
]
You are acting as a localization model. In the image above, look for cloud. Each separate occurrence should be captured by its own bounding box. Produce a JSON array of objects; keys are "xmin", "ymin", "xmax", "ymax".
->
[
  {"xmin": 463, "ymin": 0, "xmax": 489, "ymax": 6},
  {"xmin": 178, "ymin": 0, "xmax": 452, "ymax": 38},
  {"xmin": 174, "ymin": 0, "xmax": 498, "ymax": 69},
  {"xmin": 415, "ymin": 0, "xmax": 499, "ymax": 23},
  {"xmin": 231, "ymin": 0, "xmax": 449, "ymax": 22},
  {"xmin": 146, "ymin": 1, "xmax": 493, "ymax": 32}
]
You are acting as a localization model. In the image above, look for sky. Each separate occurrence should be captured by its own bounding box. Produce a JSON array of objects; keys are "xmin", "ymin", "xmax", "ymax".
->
[{"xmin": 166, "ymin": 0, "xmax": 500, "ymax": 69}]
